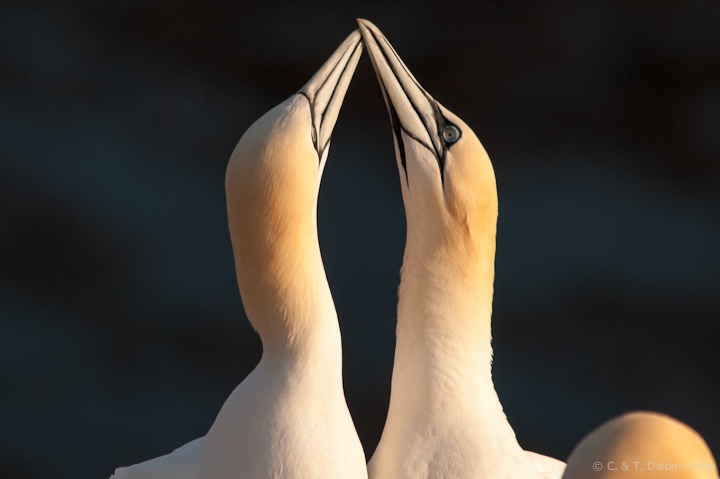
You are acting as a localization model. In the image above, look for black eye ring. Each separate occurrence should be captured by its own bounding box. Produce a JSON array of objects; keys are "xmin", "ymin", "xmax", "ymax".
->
[{"xmin": 442, "ymin": 124, "xmax": 461, "ymax": 145}]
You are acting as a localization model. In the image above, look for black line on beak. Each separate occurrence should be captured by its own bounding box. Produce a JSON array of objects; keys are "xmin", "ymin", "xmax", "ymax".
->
[
  {"xmin": 299, "ymin": 39, "xmax": 363, "ymax": 164},
  {"xmin": 365, "ymin": 28, "xmax": 447, "ymax": 186}
]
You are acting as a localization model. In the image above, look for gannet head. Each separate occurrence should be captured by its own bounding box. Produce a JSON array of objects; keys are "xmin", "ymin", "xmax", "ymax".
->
[
  {"xmin": 225, "ymin": 31, "xmax": 362, "ymax": 343},
  {"xmin": 562, "ymin": 411, "xmax": 717, "ymax": 479},
  {"xmin": 358, "ymin": 19, "xmax": 497, "ymax": 302}
]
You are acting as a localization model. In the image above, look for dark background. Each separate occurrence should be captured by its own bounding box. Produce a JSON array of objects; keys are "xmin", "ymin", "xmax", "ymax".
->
[{"xmin": 1, "ymin": 1, "xmax": 719, "ymax": 478}]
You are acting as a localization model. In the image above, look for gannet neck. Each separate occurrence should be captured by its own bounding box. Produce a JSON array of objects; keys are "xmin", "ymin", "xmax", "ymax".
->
[
  {"xmin": 360, "ymin": 19, "xmax": 564, "ymax": 479},
  {"xmin": 398, "ymin": 217, "xmax": 497, "ymax": 355},
  {"xmin": 359, "ymin": 14, "xmax": 505, "ymax": 413},
  {"xmin": 224, "ymin": 31, "xmax": 362, "ymax": 358},
  {"xmin": 111, "ymin": 30, "xmax": 366, "ymax": 479},
  {"xmin": 391, "ymin": 212, "xmax": 507, "ymax": 431},
  {"xmin": 225, "ymin": 97, "xmax": 336, "ymax": 360}
]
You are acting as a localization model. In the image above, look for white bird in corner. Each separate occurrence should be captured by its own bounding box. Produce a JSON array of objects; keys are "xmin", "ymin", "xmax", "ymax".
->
[
  {"xmin": 562, "ymin": 411, "xmax": 717, "ymax": 479},
  {"xmin": 358, "ymin": 19, "xmax": 565, "ymax": 479},
  {"xmin": 111, "ymin": 30, "xmax": 367, "ymax": 479}
]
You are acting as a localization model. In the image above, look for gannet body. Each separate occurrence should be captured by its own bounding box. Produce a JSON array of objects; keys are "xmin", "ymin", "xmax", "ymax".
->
[
  {"xmin": 111, "ymin": 31, "xmax": 366, "ymax": 479},
  {"xmin": 358, "ymin": 20, "xmax": 565, "ymax": 479},
  {"xmin": 562, "ymin": 411, "xmax": 717, "ymax": 479}
]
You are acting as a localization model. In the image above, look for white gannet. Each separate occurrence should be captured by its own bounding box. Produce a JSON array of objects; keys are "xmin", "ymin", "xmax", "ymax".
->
[
  {"xmin": 358, "ymin": 19, "xmax": 565, "ymax": 479},
  {"xmin": 562, "ymin": 411, "xmax": 717, "ymax": 479},
  {"xmin": 111, "ymin": 30, "xmax": 367, "ymax": 479}
]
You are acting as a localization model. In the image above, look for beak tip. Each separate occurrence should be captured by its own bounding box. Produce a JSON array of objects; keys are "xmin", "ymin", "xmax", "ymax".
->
[{"xmin": 356, "ymin": 18, "xmax": 374, "ymax": 33}]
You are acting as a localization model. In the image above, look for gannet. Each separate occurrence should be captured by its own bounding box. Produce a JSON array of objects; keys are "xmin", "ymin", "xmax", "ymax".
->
[
  {"xmin": 358, "ymin": 19, "xmax": 565, "ymax": 479},
  {"xmin": 110, "ymin": 30, "xmax": 367, "ymax": 479},
  {"xmin": 562, "ymin": 411, "xmax": 718, "ymax": 479}
]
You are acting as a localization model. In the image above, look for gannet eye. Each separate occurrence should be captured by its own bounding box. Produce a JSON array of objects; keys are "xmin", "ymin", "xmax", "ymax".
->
[{"xmin": 442, "ymin": 125, "xmax": 461, "ymax": 145}]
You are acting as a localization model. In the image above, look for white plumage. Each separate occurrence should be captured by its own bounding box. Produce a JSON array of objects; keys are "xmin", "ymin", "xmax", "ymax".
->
[
  {"xmin": 358, "ymin": 19, "xmax": 565, "ymax": 479},
  {"xmin": 111, "ymin": 30, "xmax": 367, "ymax": 479}
]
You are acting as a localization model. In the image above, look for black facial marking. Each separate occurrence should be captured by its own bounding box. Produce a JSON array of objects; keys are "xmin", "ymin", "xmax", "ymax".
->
[
  {"xmin": 297, "ymin": 91, "xmax": 320, "ymax": 161},
  {"xmin": 319, "ymin": 43, "xmax": 361, "ymax": 158},
  {"xmin": 367, "ymin": 29, "xmax": 466, "ymax": 192},
  {"xmin": 429, "ymin": 102, "xmax": 449, "ymax": 183},
  {"xmin": 387, "ymin": 98, "xmax": 409, "ymax": 187},
  {"xmin": 299, "ymin": 40, "xmax": 362, "ymax": 165},
  {"xmin": 365, "ymin": 30, "xmax": 431, "ymax": 186}
]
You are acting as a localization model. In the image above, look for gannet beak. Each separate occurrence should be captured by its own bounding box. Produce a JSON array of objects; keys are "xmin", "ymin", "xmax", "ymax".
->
[
  {"xmin": 357, "ymin": 19, "xmax": 444, "ymax": 161},
  {"xmin": 300, "ymin": 30, "xmax": 364, "ymax": 159}
]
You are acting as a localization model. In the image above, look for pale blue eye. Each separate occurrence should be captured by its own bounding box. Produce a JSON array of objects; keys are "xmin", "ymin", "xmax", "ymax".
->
[{"xmin": 442, "ymin": 125, "xmax": 461, "ymax": 144}]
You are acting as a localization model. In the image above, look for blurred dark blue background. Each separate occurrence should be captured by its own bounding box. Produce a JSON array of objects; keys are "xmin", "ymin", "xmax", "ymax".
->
[{"xmin": 1, "ymin": 1, "xmax": 719, "ymax": 477}]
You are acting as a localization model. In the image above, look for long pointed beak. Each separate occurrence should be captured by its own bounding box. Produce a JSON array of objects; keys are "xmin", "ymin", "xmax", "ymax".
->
[
  {"xmin": 357, "ymin": 19, "xmax": 443, "ymax": 159},
  {"xmin": 300, "ymin": 30, "xmax": 363, "ymax": 158}
]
